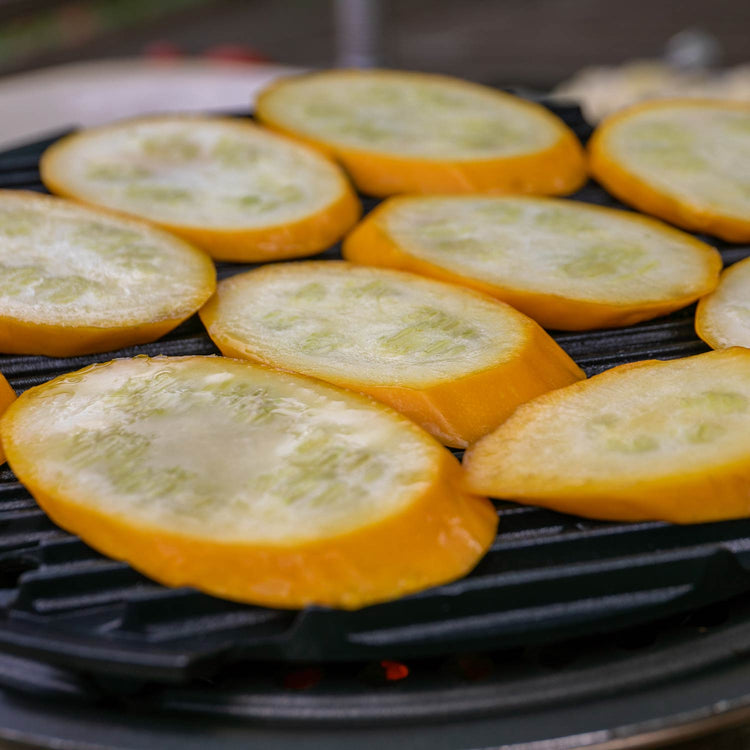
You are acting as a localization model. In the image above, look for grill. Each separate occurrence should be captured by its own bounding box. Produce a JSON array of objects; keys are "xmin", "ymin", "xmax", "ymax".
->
[{"xmin": 0, "ymin": 103, "xmax": 749, "ymax": 749}]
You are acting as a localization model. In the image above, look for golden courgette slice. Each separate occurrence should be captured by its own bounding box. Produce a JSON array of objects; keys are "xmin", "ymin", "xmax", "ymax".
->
[
  {"xmin": 343, "ymin": 195, "xmax": 722, "ymax": 330},
  {"xmin": 464, "ymin": 349, "xmax": 750, "ymax": 524},
  {"xmin": 0, "ymin": 190, "xmax": 215, "ymax": 356},
  {"xmin": 1, "ymin": 355, "xmax": 497, "ymax": 610},
  {"xmin": 199, "ymin": 261, "xmax": 584, "ymax": 447},
  {"xmin": 40, "ymin": 115, "xmax": 360, "ymax": 262},
  {"xmin": 0, "ymin": 373, "xmax": 15, "ymax": 464},
  {"xmin": 589, "ymin": 99, "xmax": 750, "ymax": 242},
  {"xmin": 256, "ymin": 70, "xmax": 586, "ymax": 197},
  {"xmin": 696, "ymin": 256, "xmax": 750, "ymax": 349}
]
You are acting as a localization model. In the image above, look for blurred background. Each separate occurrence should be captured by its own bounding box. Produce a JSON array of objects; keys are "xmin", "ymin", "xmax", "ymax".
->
[
  {"xmin": 0, "ymin": 4, "xmax": 748, "ymax": 749},
  {"xmin": 0, "ymin": 0, "xmax": 748, "ymax": 142},
  {"xmin": 1, "ymin": 0, "xmax": 750, "ymax": 83}
]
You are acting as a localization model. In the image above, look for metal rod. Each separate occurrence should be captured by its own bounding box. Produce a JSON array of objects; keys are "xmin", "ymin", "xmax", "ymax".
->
[{"xmin": 334, "ymin": 0, "xmax": 382, "ymax": 68}]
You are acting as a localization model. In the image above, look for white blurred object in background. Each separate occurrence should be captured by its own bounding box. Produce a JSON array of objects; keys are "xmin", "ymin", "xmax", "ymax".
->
[
  {"xmin": 0, "ymin": 58, "xmax": 301, "ymax": 149},
  {"xmin": 553, "ymin": 29, "xmax": 750, "ymax": 123}
]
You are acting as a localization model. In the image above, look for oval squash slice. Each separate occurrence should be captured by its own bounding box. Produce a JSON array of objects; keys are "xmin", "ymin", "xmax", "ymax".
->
[
  {"xmin": 40, "ymin": 115, "xmax": 360, "ymax": 262},
  {"xmin": 256, "ymin": 70, "xmax": 586, "ymax": 197},
  {"xmin": 0, "ymin": 355, "xmax": 497, "ymax": 610},
  {"xmin": 696, "ymin": 256, "xmax": 750, "ymax": 350},
  {"xmin": 0, "ymin": 373, "xmax": 16, "ymax": 464},
  {"xmin": 0, "ymin": 190, "xmax": 215, "ymax": 356},
  {"xmin": 343, "ymin": 195, "xmax": 721, "ymax": 330},
  {"xmin": 199, "ymin": 261, "xmax": 584, "ymax": 448},
  {"xmin": 589, "ymin": 99, "xmax": 750, "ymax": 242},
  {"xmin": 464, "ymin": 348, "xmax": 750, "ymax": 524}
]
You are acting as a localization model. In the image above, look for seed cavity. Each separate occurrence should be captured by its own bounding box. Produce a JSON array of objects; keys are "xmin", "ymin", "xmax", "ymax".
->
[
  {"xmin": 237, "ymin": 195, "xmax": 262, "ymax": 209},
  {"xmin": 686, "ymin": 422, "xmax": 726, "ymax": 443},
  {"xmin": 125, "ymin": 185, "xmax": 193, "ymax": 204},
  {"xmin": 35, "ymin": 275, "xmax": 97, "ymax": 304},
  {"xmin": 680, "ymin": 390, "xmax": 748, "ymax": 414},
  {"xmin": 343, "ymin": 280, "xmax": 400, "ymax": 299},
  {"xmin": 562, "ymin": 243, "xmax": 648, "ymax": 279},
  {"xmin": 252, "ymin": 438, "xmax": 385, "ymax": 508},
  {"xmin": 377, "ymin": 306, "xmax": 477, "ymax": 358},
  {"xmin": 474, "ymin": 202, "xmax": 524, "ymax": 223},
  {"xmin": 293, "ymin": 282, "xmax": 327, "ymax": 302},
  {"xmin": 628, "ymin": 121, "xmax": 694, "ymax": 149},
  {"xmin": 588, "ymin": 389, "xmax": 747, "ymax": 454},
  {"xmin": 0, "ymin": 264, "xmax": 42, "ymax": 295},
  {"xmin": 86, "ymin": 163, "xmax": 152, "ymax": 181},
  {"xmin": 74, "ymin": 222, "xmax": 143, "ymax": 247},
  {"xmin": 536, "ymin": 208, "xmax": 597, "ymax": 233},
  {"xmin": 0, "ymin": 263, "xmax": 99, "ymax": 303},
  {"xmin": 236, "ymin": 184, "xmax": 303, "ymax": 212},
  {"xmin": 300, "ymin": 331, "xmax": 340, "ymax": 354},
  {"xmin": 261, "ymin": 310, "xmax": 302, "ymax": 331},
  {"xmin": 0, "ymin": 209, "xmax": 36, "ymax": 237},
  {"xmin": 457, "ymin": 118, "xmax": 519, "ymax": 150},
  {"xmin": 212, "ymin": 137, "xmax": 261, "ymax": 166},
  {"xmin": 606, "ymin": 435, "xmax": 659, "ymax": 453},
  {"xmin": 725, "ymin": 116, "xmax": 750, "ymax": 136},
  {"xmin": 141, "ymin": 134, "xmax": 200, "ymax": 161}
]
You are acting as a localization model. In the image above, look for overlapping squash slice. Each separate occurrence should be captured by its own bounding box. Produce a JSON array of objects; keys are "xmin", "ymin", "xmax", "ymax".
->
[
  {"xmin": 199, "ymin": 261, "xmax": 584, "ymax": 447},
  {"xmin": 256, "ymin": 70, "xmax": 586, "ymax": 197},
  {"xmin": 696, "ymin": 256, "xmax": 750, "ymax": 349},
  {"xmin": 40, "ymin": 115, "xmax": 360, "ymax": 262},
  {"xmin": 0, "ymin": 373, "xmax": 15, "ymax": 464},
  {"xmin": 464, "ymin": 349, "xmax": 750, "ymax": 524},
  {"xmin": 589, "ymin": 100, "xmax": 750, "ymax": 242},
  {"xmin": 1, "ymin": 355, "xmax": 497, "ymax": 609},
  {"xmin": 343, "ymin": 196, "xmax": 722, "ymax": 330},
  {"xmin": 0, "ymin": 190, "xmax": 215, "ymax": 356}
]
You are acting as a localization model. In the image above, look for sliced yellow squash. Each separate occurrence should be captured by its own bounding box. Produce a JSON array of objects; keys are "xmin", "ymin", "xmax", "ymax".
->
[
  {"xmin": 1, "ymin": 355, "xmax": 497, "ymax": 610},
  {"xmin": 199, "ymin": 261, "xmax": 584, "ymax": 447},
  {"xmin": 0, "ymin": 190, "xmax": 215, "ymax": 356},
  {"xmin": 40, "ymin": 115, "xmax": 360, "ymax": 262},
  {"xmin": 589, "ymin": 99, "xmax": 750, "ymax": 242},
  {"xmin": 0, "ymin": 373, "xmax": 15, "ymax": 464},
  {"xmin": 464, "ymin": 348, "xmax": 750, "ymax": 524},
  {"xmin": 343, "ymin": 195, "xmax": 722, "ymax": 330},
  {"xmin": 696, "ymin": 256, "xmax": 750, "ymax": 349},
  {"xmin": 256, "ymin": 70, "xmax": 586, "ymax": 197}
]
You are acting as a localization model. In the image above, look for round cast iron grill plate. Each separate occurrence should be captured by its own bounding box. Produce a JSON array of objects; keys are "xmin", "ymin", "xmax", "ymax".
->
[{"xmin": 0, "ymin": 103, "xmax": 747, "ymax": 686}]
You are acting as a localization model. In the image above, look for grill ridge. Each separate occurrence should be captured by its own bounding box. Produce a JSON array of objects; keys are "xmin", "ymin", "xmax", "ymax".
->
[{"xmin": 0, "ymin": 104, "xmax": 747, "ymax": 685}]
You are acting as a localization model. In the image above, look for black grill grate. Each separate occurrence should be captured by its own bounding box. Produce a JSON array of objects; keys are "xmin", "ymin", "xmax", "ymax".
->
[{"xmin": 0, "ymin": 106, "xmax": 749, "ymax": 687}]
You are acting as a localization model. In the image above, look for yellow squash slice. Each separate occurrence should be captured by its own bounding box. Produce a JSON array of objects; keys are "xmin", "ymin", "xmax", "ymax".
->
[
  {"xmin": 40, "ymin": 115, "xmax": 360, "ymax": 262},
  {"xmin": 696, "ymin": 256, "xmax": 750, "ymax": 349},
  {"xmin": 1, "ymin": 355, "xmax": 497, "ymax": 609},
  {"xmin": 464, "ymin": 349, "xmax": 750, "ymax": 524},
  {"xmin": 0, "ymin": 373, "xmax": 15, "ymax": 464},
  {"xmin": 256, "ymin": 70, "xmax": 586, "ymax": 197},
  {"xmin": 0, "ymin": 190, "xmax": 215, "ymax": 356},
  {"xmin": 589, "ymin": 100, "xmax": 750, "ymax": 242},
  {"xmin": 199, "ymin": 261, "xmax": 584, "ymax": 447},
  {"xmin": 343, "ymin": 196, "xmax": 722, "ymax": 330}
]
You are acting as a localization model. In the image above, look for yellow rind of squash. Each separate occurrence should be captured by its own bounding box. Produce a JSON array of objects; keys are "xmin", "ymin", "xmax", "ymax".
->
[
  {"xmin": 39, "ymin": 116, "xmax": 362, "ymax": 263},
  {"xmin": 199, "ymin": 263, "xmax": 585, "ymax": 448},
  {"xmin": 256, "ymin": 71, "xmax": 587, "ymax": 198},
  {"xmin": 464, "ymin": 349, "xmax": 750, "ymax": 524},
  {"xmin": 589, "ymin": 99, "xmax": 750, "ymax": 243},
  {"xmin": 0, "ymin": 190, "xmax": 216, "ymax": 356},
  {"xmin": 696, "ymin": 256, "xmax": 750, "ymax": 350},
  {"xmin": 0, "ymin": 373, "xmax": 16, "ymax": 464},
  {"xmin": 343, "ymin": 197, "xmax": 722, "ymax": 331},
  {"xmin": 1, "ymin": 356, "xmax": 498, "ymax": 610}
]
